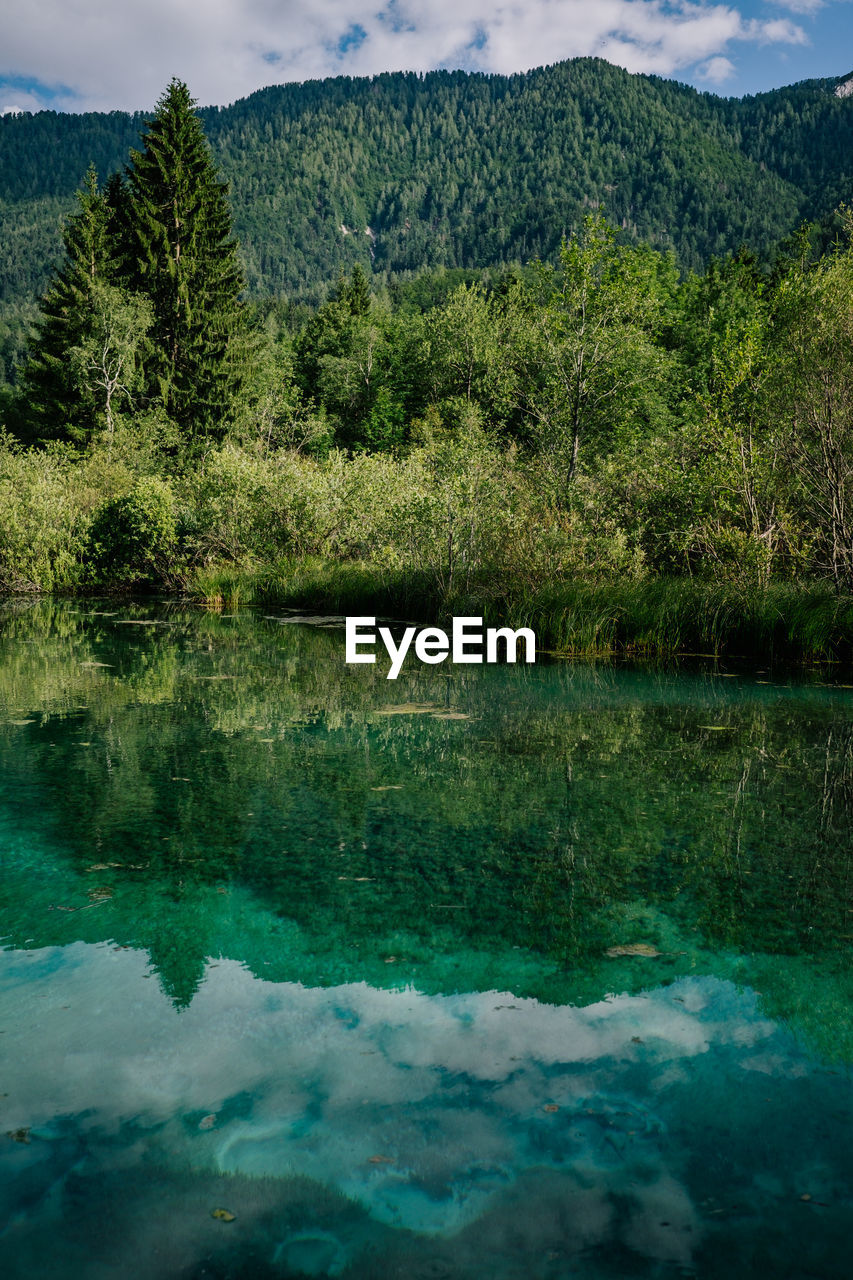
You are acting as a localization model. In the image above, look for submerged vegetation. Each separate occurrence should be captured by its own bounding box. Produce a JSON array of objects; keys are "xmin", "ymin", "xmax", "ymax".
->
[{"xmin": 2, "ymin": 77, "xmax": 853, "ymax": 661}]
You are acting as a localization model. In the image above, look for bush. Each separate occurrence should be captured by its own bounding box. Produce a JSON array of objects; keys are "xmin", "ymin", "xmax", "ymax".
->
[
  {"xmin": 0, "ymin": 435, "xmax": 91, "ymax": 591},
  {"xmin": 88, "ymin": 476, "xmax": 177, "ymax": 585}
]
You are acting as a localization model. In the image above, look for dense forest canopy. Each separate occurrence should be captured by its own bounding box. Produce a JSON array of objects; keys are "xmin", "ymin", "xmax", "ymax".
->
[
  {"xmin": 2, "ymin": 58, "xmax": 853, "ymax": 316},
  {"xmin": 3, "ymin": 68, "xmax": 853, "ymax": 642}
]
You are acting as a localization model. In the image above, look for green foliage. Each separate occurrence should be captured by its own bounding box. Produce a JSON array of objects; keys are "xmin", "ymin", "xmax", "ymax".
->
[
  {"xmin": 3, "ymin": 60, "xmax": 853, "ymax": 313},
  {"xmin": 360, "ymin": 386, "xmax": 406, "ymax": 452},
  {"xmin": 0, "ymin": 438, "xmax": 87, "ymax": 591},
  {"xmin": 120, "ymin": 79, "xmax": 250, "ymax": 445},
  {"xmin": 17, "ymin": 167, "xmax": 120, "ymax": 445},
  {"xmin": 408, "ymin": 282, "xmax": 521, "ymax": 434},
  {"xmin": 0, "ymin": 431, "xmax": 140, "ymax": 591},
  {"xmin": 87, "ymin": 475, "xmax": 178, "ymax": 585},
  {"xmin": 294, "ymin": 264, "xmax": 398, "ymax": 448},
  {"xmin": 14, "ymin": 81, "xmax": 250, "ymax": 454},
  {"xmin": 770, "ymin": 216, "xmax": 853, "ymax": 590},
  {"xmin": 517, "ymin": 215, "xmax": 677, "ymax": 498},
  {"xmin": 5, "ymin": 127, "xmax": 853, "ymax": 650},
  {"xmin": 67, "ymin": 281, "xmax": 152, "ymax": 439}
]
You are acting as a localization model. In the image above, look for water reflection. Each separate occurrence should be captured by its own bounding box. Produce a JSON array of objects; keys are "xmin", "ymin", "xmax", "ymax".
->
[
  {"xmin": 0, "ymin": 601, "xmax": 851, "ymax": 1277},
  {"xmin": 0, "ymin": 601, "xmax": 850, "ymax": 1040},
  {"xmin": 1, "ymin": 944, "xmax": 850, "ymax": 1278}
]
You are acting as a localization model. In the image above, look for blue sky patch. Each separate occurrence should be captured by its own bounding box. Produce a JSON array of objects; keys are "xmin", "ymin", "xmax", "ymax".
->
[{"xmin": 336, "ymin": 24, "xmax": 368, "ymax": 58}]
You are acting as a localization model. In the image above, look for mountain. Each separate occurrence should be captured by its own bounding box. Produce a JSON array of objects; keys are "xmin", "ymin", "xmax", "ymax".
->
[{"xmin": 1, "ymin": 58, "xmax": 853, "ymax": 318}]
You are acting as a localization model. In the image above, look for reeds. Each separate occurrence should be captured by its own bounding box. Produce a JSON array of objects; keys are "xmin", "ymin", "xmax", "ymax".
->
[{"xmin": 185, "ymin": 559, "xmax": 853, "ymax": 663}]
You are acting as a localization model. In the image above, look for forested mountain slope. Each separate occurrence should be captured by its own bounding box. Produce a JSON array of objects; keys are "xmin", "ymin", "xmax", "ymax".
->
[{"xmin": 1, "ymin": 57, "xmax": 852, "ymax": 313}]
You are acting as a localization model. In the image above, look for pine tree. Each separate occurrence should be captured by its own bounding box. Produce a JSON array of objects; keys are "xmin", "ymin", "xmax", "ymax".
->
[
  {"xmin": 19, "ymin": 165, "xmax": 117, "ymax": 444},
  {"xmin": 121, "ymin": 78, "xmax": 248, "ymax": 445}
]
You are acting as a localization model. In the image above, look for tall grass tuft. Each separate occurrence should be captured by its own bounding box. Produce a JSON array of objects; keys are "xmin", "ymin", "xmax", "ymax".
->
[
  {"xmin": 185, "ymin": 559, "xmax": 853, "ymax": 664},
  {"xmin": 494, "ymin": 578, "xmax": 853, "ymax": 661}
]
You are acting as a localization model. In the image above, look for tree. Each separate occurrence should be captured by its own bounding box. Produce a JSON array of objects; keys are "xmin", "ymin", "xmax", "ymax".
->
[
  {"xmin": 295, "ymin": 265, "xmax": 400, "ymax": 449},
  {"xmin": 88, "ymin": 476, "xmax": 178, "ymax": 585},
  {"xmin": 19, "ymin": 166, "xmax": 118, "ymax": 444},
  {"xmin": 772, "ymin": 216, "xmax": 853, "ymax": 590},
  {"xmin": 68, "ymin": 282, "xmax": 152, "ymax": 445},
  {"xmin": 120, "ymin": 78, "xmax": 249, "ymax": 447},
  {"xmin": 671, "ymin": 253, "xmax": 788, "ymax": 583},
  {"xmin": 415, "ymin": 282, "xmax": 520, "ymax": 431},
  {"xmin": 517, "ymin": 213, "xmax": 674, "ymax": 500}
]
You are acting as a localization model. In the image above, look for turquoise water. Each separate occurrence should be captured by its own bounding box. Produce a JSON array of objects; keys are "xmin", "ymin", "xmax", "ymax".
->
[{"xmin": 0, "ymin": 600, "xmax": 850, "ymax": 1278}]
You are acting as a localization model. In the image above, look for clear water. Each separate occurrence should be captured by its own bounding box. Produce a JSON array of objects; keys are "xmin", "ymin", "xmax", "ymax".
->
[{"xmin": 0, "ymin": 600, "xmax": 850, "ymax": 1279}]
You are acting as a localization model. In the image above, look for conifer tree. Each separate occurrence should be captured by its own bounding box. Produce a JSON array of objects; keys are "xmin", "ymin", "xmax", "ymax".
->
[
  {"xmin": 121, "ymin": 78, "xmax": 248, "ymax": 445},
  {"xmin": 19, "ymin": 165, "xmax": 117, "ymax": 444}
]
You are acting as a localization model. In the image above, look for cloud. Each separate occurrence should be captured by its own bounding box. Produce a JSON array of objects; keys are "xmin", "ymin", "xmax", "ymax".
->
[
  {"xmin": 772, "ymin": 1, "xmax": 824, "ymax": 13},
  {"xmin": 698, "ymin": 54, "xmax": 737, "ymax": 82},
  {"xmin": 749, "ymin": 16, "xmax": 811, "ymax": 44},
  {"xmin": 0, "ymin": 95, "xmax": 45, "ymax": 116},
  {"xmin": 0, "ymin": 1, "xmax": 816, "ymax": 114}
]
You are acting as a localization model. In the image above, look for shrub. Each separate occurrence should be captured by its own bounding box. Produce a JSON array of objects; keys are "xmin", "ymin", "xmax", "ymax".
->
[
  {"xmin": 88, "ymin": 475, "xmax": 177, "ymax": 585},
  {"xmin": 0, "ymin": 435, "xmax": 90, "ymax": 591}
]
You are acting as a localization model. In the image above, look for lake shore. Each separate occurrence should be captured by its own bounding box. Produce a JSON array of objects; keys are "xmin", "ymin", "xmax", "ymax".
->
[{"xmin": 181, "ymin": 560, "xmax": 853, "ymax": 664}]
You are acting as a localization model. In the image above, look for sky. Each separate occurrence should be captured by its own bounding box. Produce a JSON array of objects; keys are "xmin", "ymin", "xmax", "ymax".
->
[{"xmin": 0, "ymin": 0, "xmax": 851, "ymax": 116}]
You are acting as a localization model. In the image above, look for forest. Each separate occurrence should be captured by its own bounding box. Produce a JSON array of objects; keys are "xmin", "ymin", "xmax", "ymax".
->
[
  {"xmin": 2, "ymin": 56, "xmax": 853, "ymax": 383},
  {"xmin": 2, "ymin": 72, "xmax": 853, "ymax": 661}
]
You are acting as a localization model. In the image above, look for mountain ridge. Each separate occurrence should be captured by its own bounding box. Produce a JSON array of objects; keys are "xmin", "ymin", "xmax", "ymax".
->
[{"xmin": 1, "ymin": 57, "xmax": 852, "ymax": 315}]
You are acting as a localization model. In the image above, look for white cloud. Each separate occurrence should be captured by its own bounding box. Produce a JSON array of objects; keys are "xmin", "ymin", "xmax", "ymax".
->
[
  {"xmin": 772, "ymin": 1, "xmax": 824, "ymax": 13},
  {"xmin": 750, "ymin": 16, "xmax": 811, "ymax": 44},
  {"xmin": 0, "ymin": 1, "xmax": 815, "ymax": 113},
  {"xmin": 698, "ymin": 54, "xmax": 737, "ymax": 82},
  {"xmin": 0, "ymin": 97, "xmax": 44, "ymax": 116}
]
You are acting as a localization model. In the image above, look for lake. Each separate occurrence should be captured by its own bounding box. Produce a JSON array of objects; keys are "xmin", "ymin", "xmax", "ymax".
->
[{"xmin": 0, "ymin": 600, "xmax": 850, "ymax": 1279}]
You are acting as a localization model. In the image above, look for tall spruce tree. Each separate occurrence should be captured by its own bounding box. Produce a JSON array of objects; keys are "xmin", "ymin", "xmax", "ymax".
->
[
  {"xmin": 19, "ymin": 165, "xmax": 117, "ymax": 444},
  {"xmin": 121, "ymin": 78, "xmax": 248, "ymax": 445}
]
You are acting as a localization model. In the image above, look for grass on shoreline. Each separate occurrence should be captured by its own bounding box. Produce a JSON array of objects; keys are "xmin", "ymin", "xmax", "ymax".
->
[{"xmin": 185, "ymin": 559, "xmax": 853, "ymax": 664}]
